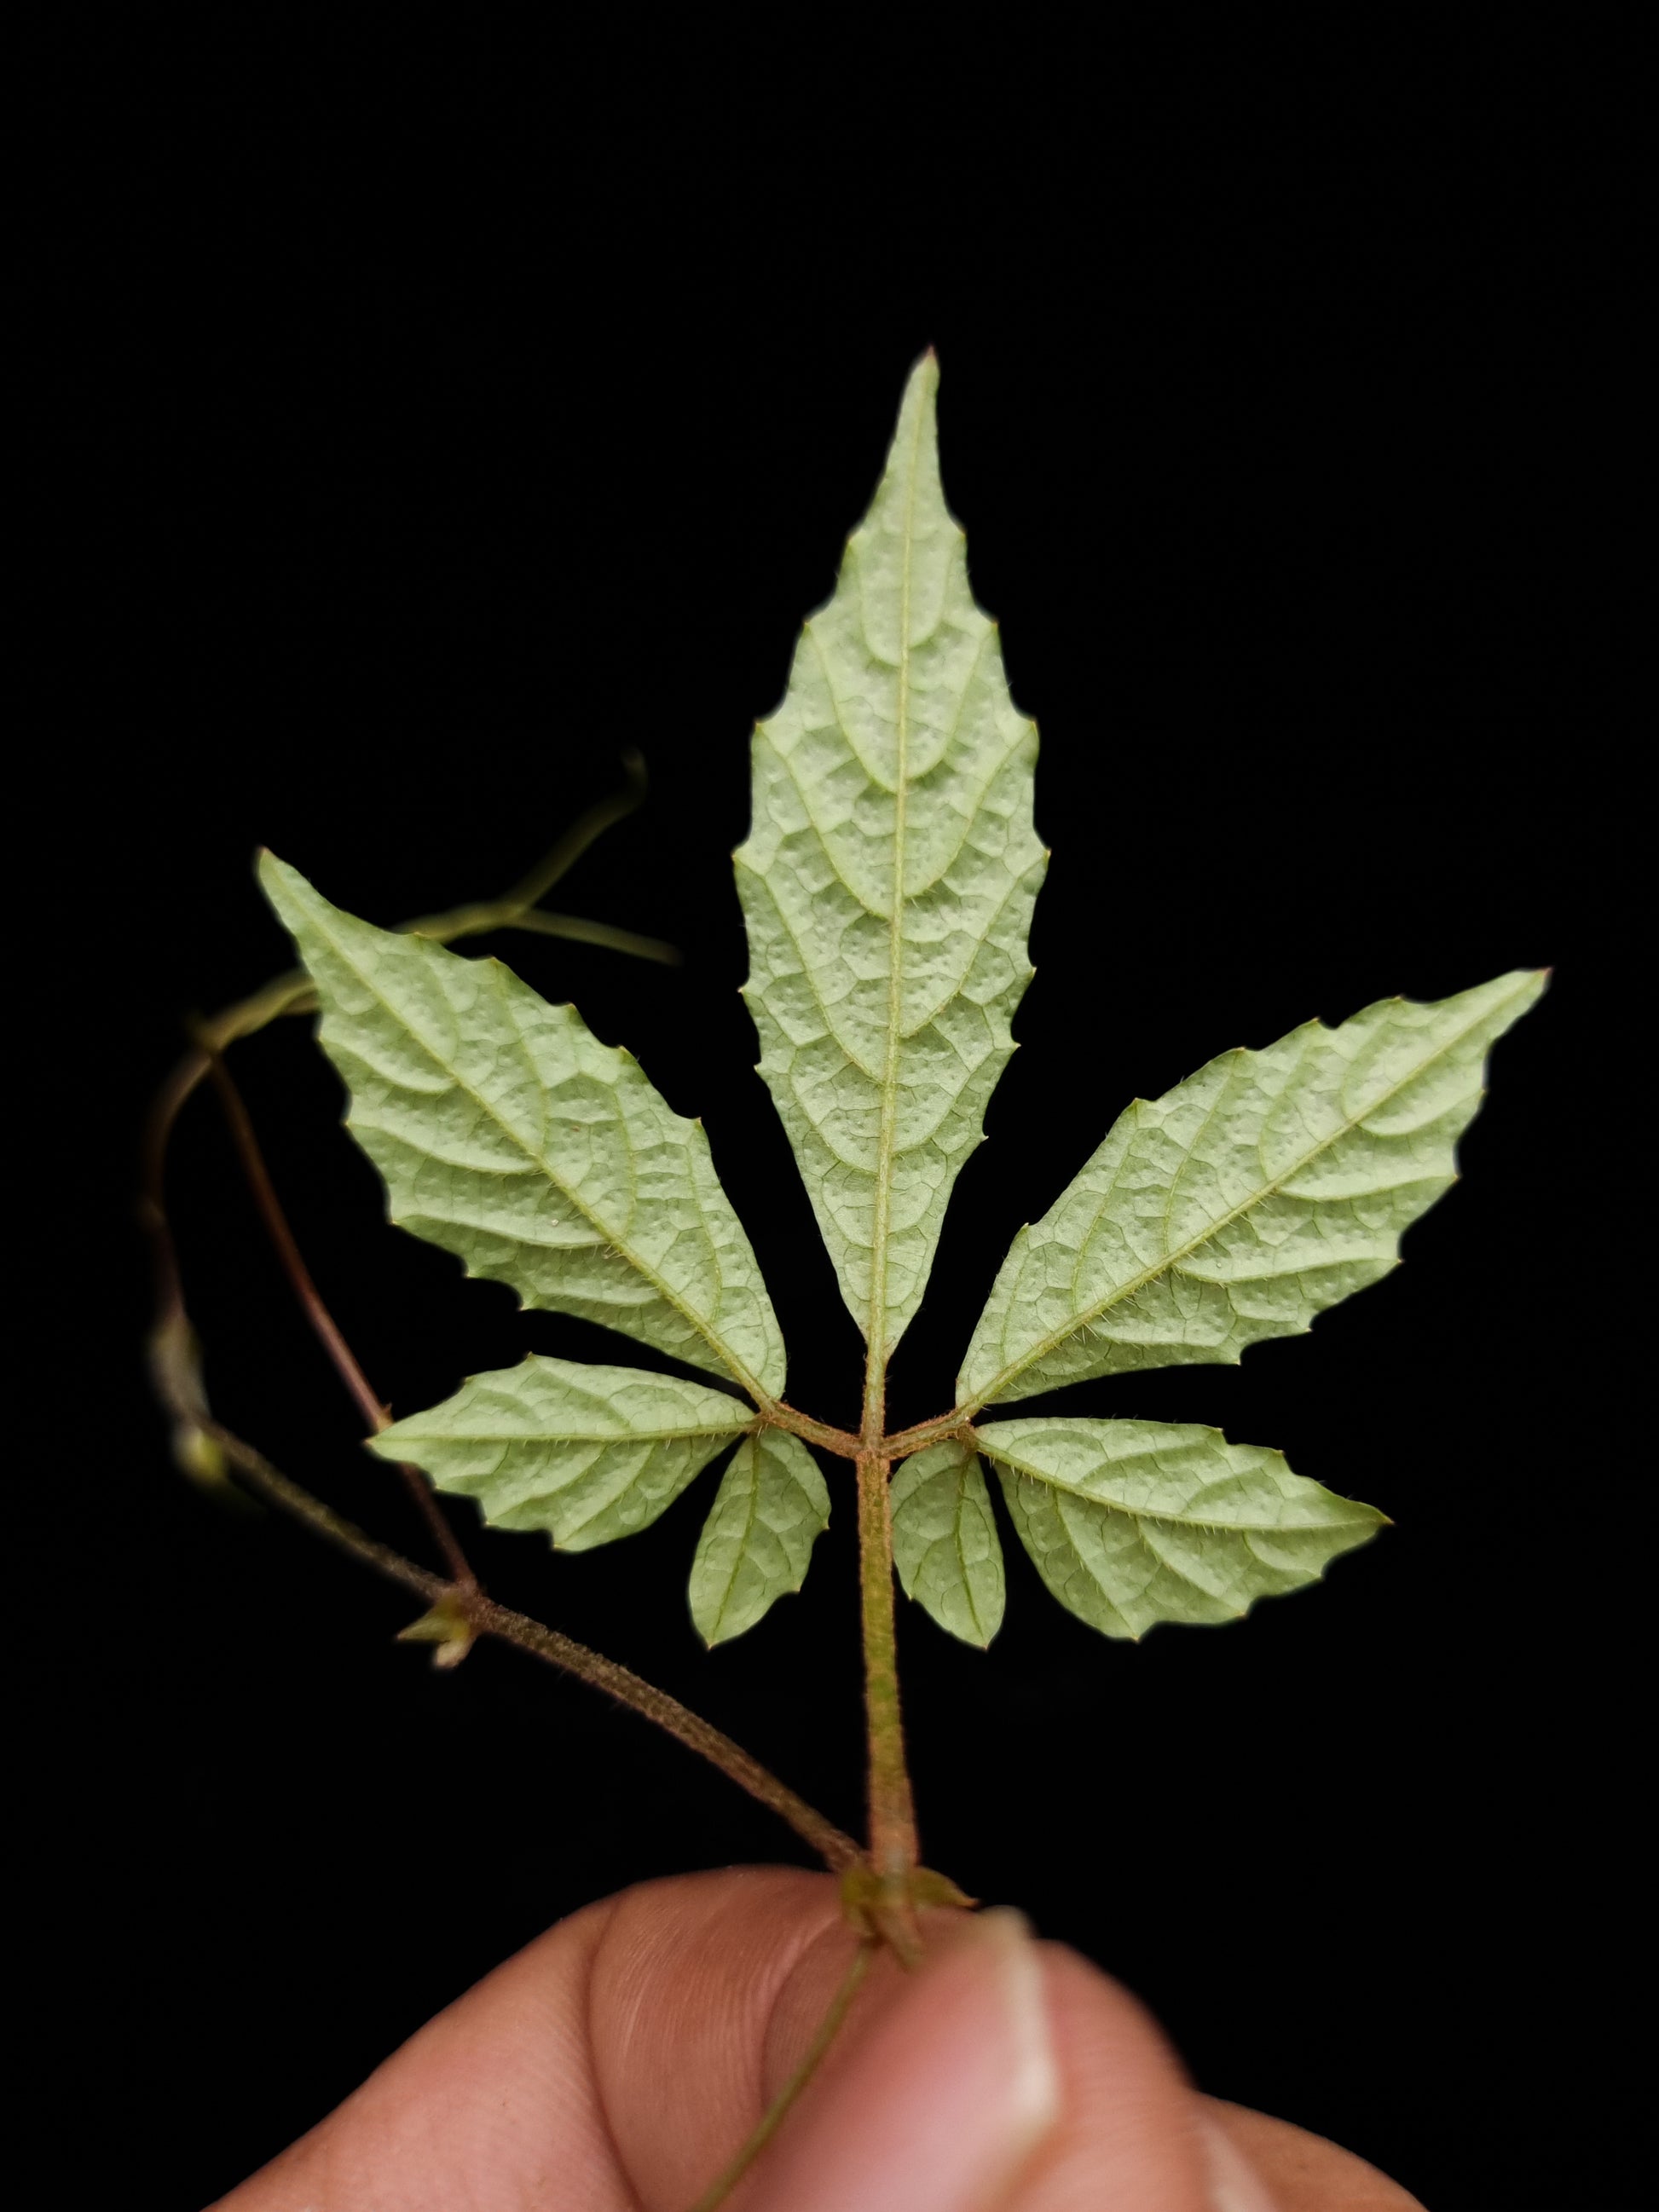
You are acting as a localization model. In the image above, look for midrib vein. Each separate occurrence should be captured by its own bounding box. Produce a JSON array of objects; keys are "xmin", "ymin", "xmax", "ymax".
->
[
  {"xmin": 973, "ymin": 983, "xmax": 1529, "ymax": 1409},
  {"xmin": 864, "ymin": 394, "xmax": 925, "ymax": 1394},
  {"xmin": 413, "ymin": 1422, "xmax": 748, "ymax": 1443},
  {"xmin": 714, "ymin": 1440, "xmax": 763, "ymax": 1627},
  {"xmin": 982, "ymin": 1443, "xmax": 1368, "ymax": 1533}
]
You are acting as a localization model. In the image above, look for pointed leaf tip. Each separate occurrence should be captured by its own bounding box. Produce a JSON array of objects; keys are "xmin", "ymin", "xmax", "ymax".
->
[
  {"xmin": 379, "ymin": 1357, "xmax": 753, "ymax": 1556},
  {"xmin": 736, "ymin": 353, "xmax": 1043, "ymax": 1352},
  {"xmin": 979, "ymin": 1418, "xmax": 1384, "ymax": 1641},
  {"xmin": 260, "ymin": 861, "xmax": 787, "ymax": 1395},
  {"xmin": 690, "ymin": 1429, "xmax": 830, "ymax": 1645},
  {"xmin": 961, "ymin": 970, "xmax": 1546, "ymax": 1406},
  {"xmin": 892, "ymin": 1440, "xmax": 1006, "ymax": 1646}
]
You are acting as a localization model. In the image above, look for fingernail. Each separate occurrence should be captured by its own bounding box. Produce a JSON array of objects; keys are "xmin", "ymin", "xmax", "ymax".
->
[
  {"xmin": 753, "ymin": 1906, "xmax": 1060, "ymax": 2212},
  {"xmin": 974, "ymin": 1909, "xmax": 1061, "ymax": 2180},
  {"xmin": 1198, "ymin": 2112, "xmax": 1280, "ymax": 2212}
]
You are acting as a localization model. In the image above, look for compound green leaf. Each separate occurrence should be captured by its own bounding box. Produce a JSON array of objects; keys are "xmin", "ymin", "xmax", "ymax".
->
[
  {"xmin": 978, "ymin": 1417, "xmax": 1384, "ymax": 1639},
  {"xmin": 261, "ymin": 855, "xmax": 786, "ymax": 1400},
  {"xmin": 371, "ymin": 1355, "xmax": 751, "ymax": 1552},
  {"xmin": 689, "ymin": 1429, "xmax": 830, "ymax": 1647},
  {"xmin": 961, "ymin": 971, "xmax": 1545, "ymax": 1407},
  {"xmin": 890, "ymin": 1438, "xmax": 1005, "ymax": 1647},
  {"xmin": 735, "ymin": 353, "xmax": 1046, "ymax": 1355}
]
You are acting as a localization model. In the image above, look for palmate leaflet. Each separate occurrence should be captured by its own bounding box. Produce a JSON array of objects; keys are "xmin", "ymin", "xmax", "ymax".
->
[{"xmin": 263, "ymin": 355, "xmax": 1542, "ymax": 1650}]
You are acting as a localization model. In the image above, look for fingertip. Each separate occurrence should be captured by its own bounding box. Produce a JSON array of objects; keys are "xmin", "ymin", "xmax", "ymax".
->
[
  {"xmin": 974, "ymin": 1909, "xmax": 1065, "ymax": 2151},
  {"xmin": 747, "ymin": 1906, "xmax": 1061, "ymax": 2212},
  {"xmin": 1199, "ymin": 2096, "xmax": 1428, "ymax": 2209},
  {"xmin": 1197, "ymin": 2111, "xmax": 1280, "ymax": 2212}
]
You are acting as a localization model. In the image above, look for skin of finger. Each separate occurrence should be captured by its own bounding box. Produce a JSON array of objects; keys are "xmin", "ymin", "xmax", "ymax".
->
[
  {"xmin": 587, "ymin": 1876, "xmax": 1213, "ymax": 2208},
  {"xmin": 214, "ymin": 1868, "xmax": 857, "ymax": 2212},
  {"xmin": 1202, "ymin": 2097, "xmax": 1427, "ymax": 2211},
  {"xmin": 754, "ymin": 1911, "xmax": 1417, "ymax": 2212},
  {"xmin": 584, "ymin": 1864, "xmax": 872, "ymax": 2205},
  {"xmin": 211, "ymin": 1886, "xmax": 639, "ymax": 2212},
  {"xmin": 593, "ymin": 1884, "xmax": 1052, "ymax": 2209},
  {"xmin": 741, "ymin": 1923, "xmax": 1213, "ymax": 2212},
  {"xmin": 749, "ymin": 1899, "xmax": 1428, "ymax": 2212},
  {"xmin": 215, "ymin": 1866, "xmax": 1420, "ymax": 2212}
]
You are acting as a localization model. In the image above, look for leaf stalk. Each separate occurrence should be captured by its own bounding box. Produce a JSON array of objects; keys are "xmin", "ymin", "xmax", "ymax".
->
[
  {"xmin": 201, "ymin": 1048, "xmax": 479, "ymax": 1592},
  {"xmin": 153, "ymin": 1383, "xmax": 861, "ymax": 1872},
  {"xmin": 854, "ymin": 1447, "xmax": 919, "ymax": 1898},
  {"xmin": 760, "ymin": 1402, "xmax": 862, "ymax": 1458},
  {"xmin": 881, "ymin": 1407, "xmax": 981, "ymax": 1461},
  {"xmin": 142, "ymin": 766, "xmax": 863, "ymax": 1874}
]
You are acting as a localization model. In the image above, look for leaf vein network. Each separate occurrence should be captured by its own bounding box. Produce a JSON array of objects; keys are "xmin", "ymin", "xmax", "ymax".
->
[
  {"xmin": 980, "ymin": 982, "xmax": 1531, "ymax": 1407},
  {"xmin": 303, "ymin": 904, "xmax": 763, "ymax": 1399}
]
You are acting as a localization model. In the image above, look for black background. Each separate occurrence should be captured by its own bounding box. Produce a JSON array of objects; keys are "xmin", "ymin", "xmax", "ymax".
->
[{"xmin": 32, "ymin": 19, "xmax": 1634, "ymax": 2209}]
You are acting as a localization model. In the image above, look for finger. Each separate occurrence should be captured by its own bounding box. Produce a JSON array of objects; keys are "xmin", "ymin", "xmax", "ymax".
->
[
  {"xmin": 580, "ymin": 1873, "xmax": 1219, "ymax": 2209},
  {"xmin": 679, "ymin": 1902, "xmax": 1421, "ymax": 2211},
  {"xmin": 215, "ymin": 1882, "xmax": 638, "ymax": 2211},
  {"xmin": 741, "ymin": 1909, "xmax": 1183, "ymax": 2211},
  {"xmin": 217, "ymin": 1867, "xmax": 873, "ymax": 2211},
  {"xmin": 216, "ymin": 1866, "xmax": 1422, "ymax": 2212},
  {"xmin": 1201, "ymin": 2097, "xmax": 1426, "ymax": 2211},
  {"xmin": 734, "ymin": 1908, "xmax": 1214, "ymax": 2212}
]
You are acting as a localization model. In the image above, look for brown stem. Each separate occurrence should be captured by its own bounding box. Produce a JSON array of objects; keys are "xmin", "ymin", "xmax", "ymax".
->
[
  {"xmin": 766, "ymin": 1402, "xmax": 862, "ymax": 1458},
  {"xmin": 463, "ymin": 1594, "xmax": 860, "ymax": 1872},
  {"xmin": 142, "ymin": 763, "xmax": 671, "ymax": 1568},
  {"xmin": 201, "ymin": 1049, "xmax": 478, "ymax": 1591},
  {"xmin": 855, "ymin": 1449, "xmax": 918, "ymax": 1885},
  {"xmin": 847, "ymin": 1288, "xmax": 922, "ymax": 1925},
  {"xmin": 171, "ymin": 1400, "xmax": 861, "ymax": 1874},
  {"xmin": 137, "ymin": 770, "xmax": 868, "ymax": 1879},
  {"xmin": 142, "ymin": 1165, "xmax": 860, "ymax": 1868},
  {"xmin": 202, "ymin": 1053, "xmax": 383, "ymax": 1435},
  {"xmin": 881, "ymin": 1406, "xmax": 977, "ymax": 1461},
  {"xmin": 141, "ymin": 1057, "xmax": 214, "ymax": 1419}
]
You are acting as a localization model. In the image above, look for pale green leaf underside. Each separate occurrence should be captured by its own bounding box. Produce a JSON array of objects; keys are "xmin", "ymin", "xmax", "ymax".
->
[
  {"xmin": 689, "ymin": 1429, "xmax": 830, "ymax": 1647},
  {"xmin": 890, "ymin": 1438, "xmax": 1005, "ymax": 1647},
  {"xmin": 261, "ymin": 856, "xmax": 786, "ymax": 1400},
  {"xmin": 735, "ymin": 354, "xmax": 1046, "ymax": 1353},
  {"xmin": 961, "ymin": 970, "xmax": 1546, "ymax": 1407},
  {"xmin": 372, "ymin": 1355, "xmax": 750, "ymax": 1552},
  {"xmin": 978, "ymin": 1417, "xmax": 1384, "ymax": 1639}
]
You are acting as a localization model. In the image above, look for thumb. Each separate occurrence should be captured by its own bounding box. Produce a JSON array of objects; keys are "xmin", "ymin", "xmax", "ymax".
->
[{"xmin": 746, "ymin": 1908, "xmax": 1246, "ymax": 2212}]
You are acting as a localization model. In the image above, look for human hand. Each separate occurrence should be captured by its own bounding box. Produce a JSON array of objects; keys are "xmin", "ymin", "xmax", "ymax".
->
[{"xmin": 215, "ymin": 1867, "xmax": 1422, "ymax": 2210}]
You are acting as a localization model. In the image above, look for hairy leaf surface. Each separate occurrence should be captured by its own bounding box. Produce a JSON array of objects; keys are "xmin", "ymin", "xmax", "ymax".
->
[
  {"xmin": 978, "ymin": 1418, "xmax": 1383, "ymax": 1639},
  {"xmin": 262, "ymin": 856, "xmax": 785, "ymax": 1399},
  {"xmin": 372, "ymin": 1356, "xmax": 751, "ymax": 1551},
  {"xmin": 890, "ymin": 1438, "xmax": 1005, "ymax": 1647},
  {"xmin": 690, "ymin": 1430, "xmax": 830, "ymax": 1646},
  {"xmin": 735, "ymin": 355, "xmax": 1046, "ymax": 1354},
  {"xmin": 961, "ymin": 972, "xmax": 1545, "ymax": 1407}
]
